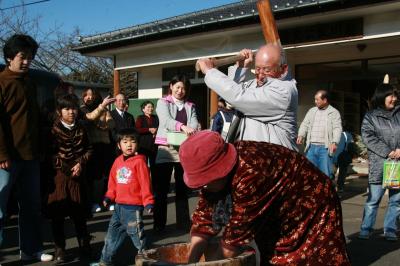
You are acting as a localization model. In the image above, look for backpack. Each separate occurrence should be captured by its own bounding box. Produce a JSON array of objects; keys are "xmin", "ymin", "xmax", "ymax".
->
[{"xmin": 220, "ymin": 111, "xmax": 232, "ymax": 140}]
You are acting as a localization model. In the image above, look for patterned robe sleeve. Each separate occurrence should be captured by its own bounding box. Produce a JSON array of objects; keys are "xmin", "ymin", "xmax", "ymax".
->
[{"xmin": 190, "ymin": 190, "xmax": 223, "ymax": 239}]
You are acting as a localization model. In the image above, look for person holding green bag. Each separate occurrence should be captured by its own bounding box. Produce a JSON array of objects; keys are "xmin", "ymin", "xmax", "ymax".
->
[{"xmin": 359, "ymin": 83, "xmax": 400, "ymax": 241}]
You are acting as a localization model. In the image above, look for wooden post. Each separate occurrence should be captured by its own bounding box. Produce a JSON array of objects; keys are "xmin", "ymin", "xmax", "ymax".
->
[
  {"xmin": 210, "ymin": 89, "xmax": 218, "ymax": 121},
  {"xmin": 113, "ymin": 69, "xmax": 120, "ymax": 96}
]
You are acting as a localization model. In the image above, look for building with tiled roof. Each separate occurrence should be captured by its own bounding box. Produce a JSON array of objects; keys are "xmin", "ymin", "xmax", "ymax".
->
[{"xmin": 74, "ymin": 0, "xmax": 400, "ymax": 132}]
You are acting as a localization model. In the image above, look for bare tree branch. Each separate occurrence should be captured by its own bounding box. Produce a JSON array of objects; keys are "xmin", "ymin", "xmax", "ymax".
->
[{"xmin": 0, "ymin": 0, "xmax": 113, "ymax": 84}]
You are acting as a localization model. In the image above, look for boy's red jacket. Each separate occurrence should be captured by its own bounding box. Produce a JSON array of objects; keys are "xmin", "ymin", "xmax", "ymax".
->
[{"xmin": 105, "ymin": 154, "xmax": 154, "ymax": 208}]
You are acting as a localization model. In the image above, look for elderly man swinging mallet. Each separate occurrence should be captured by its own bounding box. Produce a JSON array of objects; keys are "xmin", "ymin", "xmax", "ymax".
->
[
  {"xmin": 196, "ymin": 44, "xmax": 298, "ymax": 151},
  {"xmin": 195, "ymin": 0, "xmax": 298, "ymax": 150},
  {"xmin": 179, "ymin": 131, "xmax": 350, "ymax": 265}
]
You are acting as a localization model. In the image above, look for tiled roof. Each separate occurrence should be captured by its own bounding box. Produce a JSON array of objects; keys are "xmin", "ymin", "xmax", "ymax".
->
[{"xmin": 72, "ymin": 0, "xmax": 350, "ymax": 52}]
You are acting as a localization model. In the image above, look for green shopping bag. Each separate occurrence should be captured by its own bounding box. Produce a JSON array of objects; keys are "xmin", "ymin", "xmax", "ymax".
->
[{"xmin": 382, "ymin": 159, "xmax": 400, "ymax": 189}]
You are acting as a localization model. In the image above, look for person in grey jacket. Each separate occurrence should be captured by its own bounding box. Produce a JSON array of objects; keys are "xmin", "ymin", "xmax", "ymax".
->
[
  {"xmin": 297, "ymin": 90, "xmax": 342, "ymax": 177},
  {"xmin": 358, "ymin": 83, "xmax": 400, "ymax": 241},
  {"xmin": 196, "ymin": 44, "xmax": 298, "ymax": 151},
  {"xmin": 153, "ymin": 75, "xmax": 199, "ymax": 232}
]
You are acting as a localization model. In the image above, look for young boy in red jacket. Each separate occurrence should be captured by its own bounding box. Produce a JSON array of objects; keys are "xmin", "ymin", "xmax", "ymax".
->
[{"xmin": 98, "ymin": 128, "xmax": 154, "ymax": 266}]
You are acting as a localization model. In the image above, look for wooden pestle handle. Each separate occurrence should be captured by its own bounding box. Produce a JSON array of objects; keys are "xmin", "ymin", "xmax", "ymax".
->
[
  {"xmin": 195, "ymin": 0, "xmax": 281, "ymax": 72},
  {"xmin": 195, "ymin": 54, "xmax": 246, "ymax": 72},
  {"xmin": 257, "ymin": 0, "xmax": 281, "ymax": 46}
]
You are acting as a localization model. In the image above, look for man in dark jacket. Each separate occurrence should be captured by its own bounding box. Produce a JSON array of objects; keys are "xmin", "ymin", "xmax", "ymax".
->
[
  {"xmin": 110, "ymin": 93, "xmax": 135, "ymax": 141},
  {"xmin": 0, "ymin": 34, "xmax": 53, "ymax": 262}
]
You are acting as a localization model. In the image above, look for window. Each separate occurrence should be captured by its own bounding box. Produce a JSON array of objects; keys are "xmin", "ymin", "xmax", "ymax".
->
[
  {"xmin": 119, "ymin": 69, "xmax": 138, "ymax": 98},
  {"xmin": 162, "ymin": 65, "xmax": 195, "ymax": 81}
]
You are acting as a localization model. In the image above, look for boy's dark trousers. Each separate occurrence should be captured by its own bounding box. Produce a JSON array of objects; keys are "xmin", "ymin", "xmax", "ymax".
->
[{"xmin": 152, "ymin": 162, "xmax": 190, "ymax": 231}]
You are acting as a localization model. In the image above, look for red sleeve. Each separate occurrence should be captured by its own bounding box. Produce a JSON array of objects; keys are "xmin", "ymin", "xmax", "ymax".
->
[
  {"xmin": 135, "ymin": 157, "xmax": 155, "ymax": 208},
  {"xmin": 105, "ymin": 160, "xmax": 117, "ymax": 201},
  {"xmin": 190, "ymin": 190, "xmax": 221, "ymax": 239},
  {"xmin": 135, "ymin": 116, "xmax": 150, "ymax": 134}
]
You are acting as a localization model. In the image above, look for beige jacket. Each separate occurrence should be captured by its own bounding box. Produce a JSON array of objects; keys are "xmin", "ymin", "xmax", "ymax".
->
[{"xmin": 298, "ymin": 105, "xmax": 342, "ymax": 151}]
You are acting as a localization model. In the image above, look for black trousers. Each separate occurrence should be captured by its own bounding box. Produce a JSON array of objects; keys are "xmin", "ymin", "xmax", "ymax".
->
[
  {"xmin": 337, "ymin": 152, "xmax": 352, "ymax": 190},
  {"xmin": 51, "ymin": 215, "xmax": 88, "ymax": 249},
  {"xmin": 140, "ymin": 148, "xmax": 158, "ymax": 180},
  {"xmin": 86, "ymin": 142, "xmax": 115, "ymax": 206},
  {"xmin": 152, "ymin": 162, "xmax": 190, "ymax": 230}
]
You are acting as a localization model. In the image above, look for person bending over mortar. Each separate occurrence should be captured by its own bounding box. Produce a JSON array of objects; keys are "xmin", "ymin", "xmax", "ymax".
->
[{"xmin": 179, "ymin": 131, "xmax": 350, "ymax": 265}]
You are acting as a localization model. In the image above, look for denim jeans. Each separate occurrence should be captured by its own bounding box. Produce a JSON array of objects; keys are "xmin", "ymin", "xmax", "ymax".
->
[
  {"xmin": 100, "ymin": 204, "xmax": 146, "ymax": 264},
  {"xmin": 360, "ymin": 184, "xmax": 400, "ymax": 234},
  {"xmin": 0, "ymin": 160, "xmax": 43, "ymax": 254},
  {"xmin": 306, "ymin": 144, "xmax": 332, "ymax": 178}
]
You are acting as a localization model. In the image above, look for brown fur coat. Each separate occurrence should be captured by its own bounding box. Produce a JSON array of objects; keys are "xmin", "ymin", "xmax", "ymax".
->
[{"xmin": 46, "ymin": 119, "xmax": 92, "ymax": 218}]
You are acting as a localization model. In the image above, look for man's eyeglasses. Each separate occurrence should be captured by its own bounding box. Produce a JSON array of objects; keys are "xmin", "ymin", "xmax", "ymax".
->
[{"xmin": 254, "ymin": 65, "xmax": 281, "ymax": 74}]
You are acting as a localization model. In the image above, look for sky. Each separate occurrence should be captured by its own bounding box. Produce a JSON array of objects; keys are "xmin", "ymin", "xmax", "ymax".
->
[{"xmin": 1, "ymin": 0, "xmax": 241, "ymax": 36}]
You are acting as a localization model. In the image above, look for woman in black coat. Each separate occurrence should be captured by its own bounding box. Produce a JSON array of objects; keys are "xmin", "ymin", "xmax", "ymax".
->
[
  {"xmin": 359, "ymin": 83, "xmax": 400, "ymax": 241},
  {"xmin": 135, "ymin": 101, "xmax": 159, "ymax": 176}
]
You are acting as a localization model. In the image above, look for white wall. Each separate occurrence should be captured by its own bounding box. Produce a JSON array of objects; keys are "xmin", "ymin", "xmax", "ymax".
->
[
  {"xmin": 130, "ymin": 35, "xmax": 400, "ymax": 116},
  {"xmin": 136, "ymin": 65, "xmax": 163, "ymax": 98},
  {"xmin": 364, "ymin": 10, "xmax": 400, "ymax": 36},
  {"xmin": 114, "ymin": 25, "xmax": 264, "ymax": 70}
]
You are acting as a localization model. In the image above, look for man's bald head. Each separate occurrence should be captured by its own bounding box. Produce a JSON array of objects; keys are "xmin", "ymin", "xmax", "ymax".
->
[
  {"xmin": 254, "ymin": 44, "xmax": 287, "ymax": 85},
  {"xmin": 255, "ymin": 44, "xmax": 283, "ymax": 66}
]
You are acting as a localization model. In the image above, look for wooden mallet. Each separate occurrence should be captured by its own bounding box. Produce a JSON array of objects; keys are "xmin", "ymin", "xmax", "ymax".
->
[{"xmin": 195, "ymin": 0, "xmax": 281, "ymax": 72}]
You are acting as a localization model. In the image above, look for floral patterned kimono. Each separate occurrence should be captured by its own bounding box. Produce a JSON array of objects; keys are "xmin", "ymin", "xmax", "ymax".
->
[{"xmin": 191, "ymin": 141, "xmax": 350, "ymax": 265}]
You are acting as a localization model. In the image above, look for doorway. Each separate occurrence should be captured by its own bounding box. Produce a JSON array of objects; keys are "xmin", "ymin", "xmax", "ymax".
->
[{"xmin": 296, "ymin": 55, "xmax": 400, "ymax": 134}]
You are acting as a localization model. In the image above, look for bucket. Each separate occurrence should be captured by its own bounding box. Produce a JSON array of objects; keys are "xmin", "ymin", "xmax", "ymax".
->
[
  {"xmin": 166, "ymin": 131, "xmax": 187, "ymax": 146},
  {"xmin": 135, "ymin": 243, "xmax": 256, "ymax": 266}
]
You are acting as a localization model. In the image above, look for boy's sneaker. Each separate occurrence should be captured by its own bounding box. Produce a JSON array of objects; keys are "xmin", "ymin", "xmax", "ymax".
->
[
  {"xmin": 92, "ymin": 204, "xmax": 102, "ymax": 213},
  {"xmin": 358, "ymin": 230, "xmax": 371, "ymax": 240},
  {"xmin": 89, "ymin": 262, "xmax": 107, "ymax": 266},
  {"xmin": 384, "ymin": 232, "xmax": 398, "ymax": 241},
  {"xmin": 20, "ymin": 251, "xmax": 54, "ymax": 262}
]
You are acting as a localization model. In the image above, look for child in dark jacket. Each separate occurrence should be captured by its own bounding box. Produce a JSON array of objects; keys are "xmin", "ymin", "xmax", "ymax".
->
[
  {"xmin": 98, "ymin": 128, "xmax": 154, "ymax": 265},
  {"xmin": 47, "ymin": 94, "xmax": 93, "ymax": 264}
]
